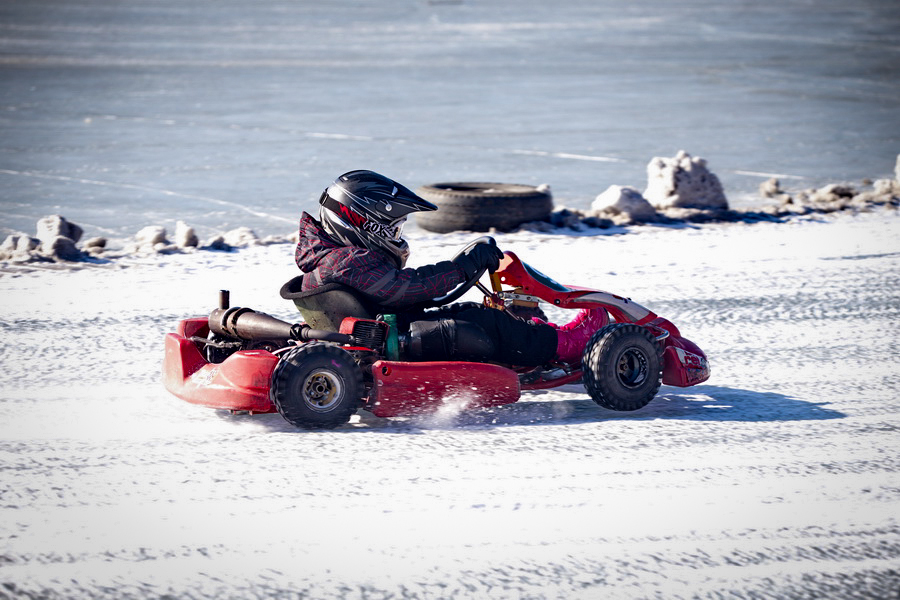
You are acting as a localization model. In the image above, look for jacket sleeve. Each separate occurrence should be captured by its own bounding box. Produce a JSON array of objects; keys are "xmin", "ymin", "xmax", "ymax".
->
[{"xmin": 330, "ymin": 250, "xmax": 466, "ymax": 309}]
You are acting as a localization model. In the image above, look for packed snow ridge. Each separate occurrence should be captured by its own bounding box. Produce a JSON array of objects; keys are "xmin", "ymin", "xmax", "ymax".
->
[
  {"xmin": 540, "ymin": 150, "xmax": 900, "ymax": 232},
  {"xmin": 2, "ymin": 151, "xmax": 898, "ymax": 266},
  {"xmin": 0, "ymin": 219, "xmax": 297, "ymax": 266}
]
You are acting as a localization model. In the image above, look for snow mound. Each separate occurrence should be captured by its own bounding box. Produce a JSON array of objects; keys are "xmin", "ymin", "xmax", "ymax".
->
[
  {"xmin": 0, "ymin": 215, "xmax": 85, "ymax": 262},
  {"xmin": 36, "ymin": 214, "xmax": 83, "ymax": 245},
  {"xmin": 530, "ymin": 152, "xmax": 900, "ymax": 232},
  {"xmin": 174, "ymin": 221, "xmax": 199, "ymax": 248},
  {"xmin": 591, "ymin": 185, "xmax": 657, "ymax": 221},
  {"xmin": 644, "ymin": 150, "xmax": 729, "ymax": 210},
  {"xmin": 0, "ymin": 216, "xmax": 295, "ymax": 267}
]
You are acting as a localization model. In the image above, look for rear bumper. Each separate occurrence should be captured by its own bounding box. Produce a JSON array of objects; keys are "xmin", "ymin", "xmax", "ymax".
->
[{"xmin": 162, "ymin": 321, "xmax": 277, "ymax": 414}]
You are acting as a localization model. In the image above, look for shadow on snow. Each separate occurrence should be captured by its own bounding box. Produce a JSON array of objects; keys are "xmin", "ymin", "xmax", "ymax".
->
[
  {"xmin": 232, "ymin": 383, "xmax": 845, "ymax": 433},
  {"xmin": 357, "ymin": 384, "xmax": 845, "ymax": 432}
]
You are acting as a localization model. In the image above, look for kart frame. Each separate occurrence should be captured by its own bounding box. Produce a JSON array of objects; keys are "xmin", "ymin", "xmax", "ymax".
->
[{"xmin": 163, "ymin": 250, "xmax": 710, "ymax": 427}]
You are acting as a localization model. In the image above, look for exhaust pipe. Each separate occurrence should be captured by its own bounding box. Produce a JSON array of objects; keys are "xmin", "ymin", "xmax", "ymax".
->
[
  {"xmin": 209, "ymin": 307, "xmax": 295, "ymax": 341},
  {"xmin": 208, "ymin": 306, "xmax": 353, "ymax": 345}
]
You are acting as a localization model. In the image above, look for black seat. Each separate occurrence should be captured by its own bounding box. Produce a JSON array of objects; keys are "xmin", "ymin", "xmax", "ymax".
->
[{"xmin": 280, "ymin": 275, "xmax": 379, "ymax": 332}]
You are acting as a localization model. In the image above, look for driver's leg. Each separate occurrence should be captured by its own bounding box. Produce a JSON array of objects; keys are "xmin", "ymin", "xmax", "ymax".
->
[
  {"xmin": 405, "ymin": 317, "xmax": 496, "ymax": 362},
  {"xmin": 403, "ymin": 303, "xmax": 557, "ymax": 367},
  {"xmin": 541, "ymin": 308, "xmax": 609, "ymax": 364}
]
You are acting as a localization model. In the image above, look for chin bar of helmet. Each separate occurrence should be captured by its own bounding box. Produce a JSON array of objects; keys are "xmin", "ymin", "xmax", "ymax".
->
[{"xmin": 208, "ymin": 307, "xmax": 353, "ymax": 345}]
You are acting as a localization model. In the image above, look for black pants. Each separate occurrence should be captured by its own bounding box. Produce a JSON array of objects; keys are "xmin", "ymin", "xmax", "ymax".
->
[{"xmin": 403, "ymin": 303, "xmax": 557, "ymax": 367}]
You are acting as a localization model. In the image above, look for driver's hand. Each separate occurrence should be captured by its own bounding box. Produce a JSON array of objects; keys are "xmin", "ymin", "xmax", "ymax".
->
[{"xmin": 452, "ymin": 243, "xmax": 504, "ymax": 279}]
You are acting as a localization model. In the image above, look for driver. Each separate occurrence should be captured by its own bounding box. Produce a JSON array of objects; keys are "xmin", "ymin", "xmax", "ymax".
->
[{"xmin": 294, "ymin": 170, "xmax": 609, "ymax": 367}]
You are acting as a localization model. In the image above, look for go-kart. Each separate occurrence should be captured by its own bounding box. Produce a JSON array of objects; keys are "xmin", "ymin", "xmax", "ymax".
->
[{"xmin": 163, "ymin": 238, "xmax": 710, "ymax": 429}]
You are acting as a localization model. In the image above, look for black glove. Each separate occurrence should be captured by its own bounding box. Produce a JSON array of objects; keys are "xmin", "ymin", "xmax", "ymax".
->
[{"xmin": 452, "ymin": 243, "xmax": 504, "ymax": 279}]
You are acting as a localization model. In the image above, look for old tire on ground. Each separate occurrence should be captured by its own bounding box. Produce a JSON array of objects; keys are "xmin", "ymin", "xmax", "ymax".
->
[
  {"xmin": 583, "ymin": 323, "xmax": 662, "ymax": 411},
  {"xmin": 414, "ymin": 182, "xmax": 553, "ymax": 233},
  {"xmin": 271, "ymin": 343, "xmax": 364, "ymax": 429}
]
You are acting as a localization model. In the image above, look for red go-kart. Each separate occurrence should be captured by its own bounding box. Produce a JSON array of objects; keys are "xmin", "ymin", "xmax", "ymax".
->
[{"xmin": 163, "ymin": 238, "xmax": 710, "ymax": 429}]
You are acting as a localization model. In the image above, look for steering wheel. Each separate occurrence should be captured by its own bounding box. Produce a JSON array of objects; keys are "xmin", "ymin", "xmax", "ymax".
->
[{"xmin": 426, "ymin": 236, "xmax": 498, "ymax": 308}]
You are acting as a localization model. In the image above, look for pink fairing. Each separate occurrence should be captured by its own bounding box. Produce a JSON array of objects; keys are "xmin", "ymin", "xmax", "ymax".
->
[{"xmin": 533, "ymin": 308, "xmax": 610, "ymax": 364}]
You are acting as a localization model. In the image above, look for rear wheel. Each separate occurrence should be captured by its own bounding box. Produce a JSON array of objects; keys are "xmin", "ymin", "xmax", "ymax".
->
[
  {"xmin": 271, "ymin": 343, "xmax": 364, "ymax": 429},
  {"xmin": 583, "ymin": 324, "xmax": 662, "ymax": 411}
]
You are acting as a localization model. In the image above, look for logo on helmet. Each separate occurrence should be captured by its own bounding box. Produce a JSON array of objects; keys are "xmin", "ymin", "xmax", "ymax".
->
[
  {"xmin": 362, "ymin": 219, "xmax": 401, "ymax": 240},
  {"xmin": 336, "ymin": 202, "xmax": 401, "ymax": 241},
  {"xmin": 338, "ymin": 203, "xmax": 366, "ymax": 228}
]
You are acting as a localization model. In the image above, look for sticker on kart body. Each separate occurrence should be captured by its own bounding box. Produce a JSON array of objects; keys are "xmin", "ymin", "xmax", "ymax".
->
[
  {"xmin": 674, "ymin": 347, "xmax": 710, "ymax": 385},
  {"xmin": 191, "ymin": 366, "xmax": 219, "ymax": 386}
]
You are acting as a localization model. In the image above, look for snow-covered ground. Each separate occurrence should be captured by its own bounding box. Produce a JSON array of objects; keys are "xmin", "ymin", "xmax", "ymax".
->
[{"xmin": 1, "ymin": 210, "xmax": 899, "ymax": 599}]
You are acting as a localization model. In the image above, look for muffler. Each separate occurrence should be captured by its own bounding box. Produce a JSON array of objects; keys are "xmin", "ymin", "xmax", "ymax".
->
[
  {"xmin": 209, "ymin": 307, "xmax": 295, "ymax": 341},
  {"xmin": 208, "ymin": 306, "xmax": 353, "ymax": 345}
]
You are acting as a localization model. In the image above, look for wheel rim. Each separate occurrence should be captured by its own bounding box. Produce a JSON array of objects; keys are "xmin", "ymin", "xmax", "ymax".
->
[
  {"xmin": 616, "ymin": 347, "xmax": 649, "ymax": 389},
  {"xmin": 302, "ymin": 369, "xmax": 343, "ymax": 413}
]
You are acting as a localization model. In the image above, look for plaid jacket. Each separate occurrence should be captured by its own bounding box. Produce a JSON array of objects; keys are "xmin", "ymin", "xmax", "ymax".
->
[{"xmin": 294, "ymin": 213, "xmax": 465, "ymax": 310}]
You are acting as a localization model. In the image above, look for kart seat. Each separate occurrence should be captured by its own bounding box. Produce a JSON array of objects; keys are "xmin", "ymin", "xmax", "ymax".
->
[{"xmin": 279, "ymin": 275, "xmax": 379, "ymax": 332}]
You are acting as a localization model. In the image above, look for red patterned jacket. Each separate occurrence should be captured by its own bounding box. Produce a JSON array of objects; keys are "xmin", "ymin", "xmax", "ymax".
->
[{"xmin": 294, "ymin": 213, "xmax": 465, "ymax": 310}]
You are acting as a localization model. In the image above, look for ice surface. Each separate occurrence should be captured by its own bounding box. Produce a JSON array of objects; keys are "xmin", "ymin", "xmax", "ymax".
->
[
  {"xmin": 1, "ymin": 210, "xmax": 899, "ymax": 598},
  {"xmin": 1, "ymin": 0, "xmax": 899, "ymax": 241}
]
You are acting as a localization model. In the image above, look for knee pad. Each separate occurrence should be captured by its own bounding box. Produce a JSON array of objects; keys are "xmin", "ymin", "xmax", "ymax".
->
[{"xmin": 404, "ymin": 318, "xmax": 496, "ymax": 362}]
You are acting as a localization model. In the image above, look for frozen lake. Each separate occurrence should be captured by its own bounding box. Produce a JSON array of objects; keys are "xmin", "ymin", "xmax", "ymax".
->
[{"xmin": 1, "ymin": 0, "xmax": 899, "ymax": 241}]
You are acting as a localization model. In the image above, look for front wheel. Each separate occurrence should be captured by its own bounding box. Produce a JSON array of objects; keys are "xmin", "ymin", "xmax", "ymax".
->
[
  {"xmin": 271, "ymin": 343, "xmax": 364, "ymax": 429},
  {"xmin": 582, "ymin": 324, "xmax": 662, "ymax": 411}
]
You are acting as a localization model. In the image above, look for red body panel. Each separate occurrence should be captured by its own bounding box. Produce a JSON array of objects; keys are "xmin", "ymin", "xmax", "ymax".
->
[
  {"xmin": 177, "ymin": 317, "xmax": 211, "ymax": 340},
  {"xmin": 661, "ymin": 337, "xmax": 711, "ymax": 387},
  {"xmin": 494, "ymin": 253, "xmax": 657, "ymax": 324},
  {"xmin": 163, "ymin": 329, "xmax": 277, "ymax": 413},
  {"xmin": 631, "ymin": 316, "xmax": 710, "ymax": 387},
  {"xmin": 369, "ymin": 360, "xmax": 520, "ymax": 417}
]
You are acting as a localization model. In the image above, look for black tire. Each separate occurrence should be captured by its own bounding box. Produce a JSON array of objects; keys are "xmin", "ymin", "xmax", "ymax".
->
[
  {"xmin": 414, "ymin": 182, "xmax": 553, "ymax": 233},
  {"xmin": 270, "ymin": 343, "xmax": 364, "ymax": 429},
  {"xmin": 582, "ymin": 323, "xmax": 662, "ymax": 411}
]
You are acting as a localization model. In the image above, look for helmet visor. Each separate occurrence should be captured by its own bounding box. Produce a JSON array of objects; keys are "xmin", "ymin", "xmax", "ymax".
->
[{"xmin": 381, "ymin": 217, "xmax": 406, "ymax": 242}]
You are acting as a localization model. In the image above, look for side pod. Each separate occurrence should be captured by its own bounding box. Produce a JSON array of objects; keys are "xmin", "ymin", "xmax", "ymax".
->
[{"xmin": 369, "ymin": 360, "xmax": 521, "ymax": 418}]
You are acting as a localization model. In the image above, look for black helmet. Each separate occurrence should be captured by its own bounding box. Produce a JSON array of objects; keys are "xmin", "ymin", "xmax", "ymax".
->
[{"xmin": 318, "ymin": 170, "xmax": 437, "ymax": 268}]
